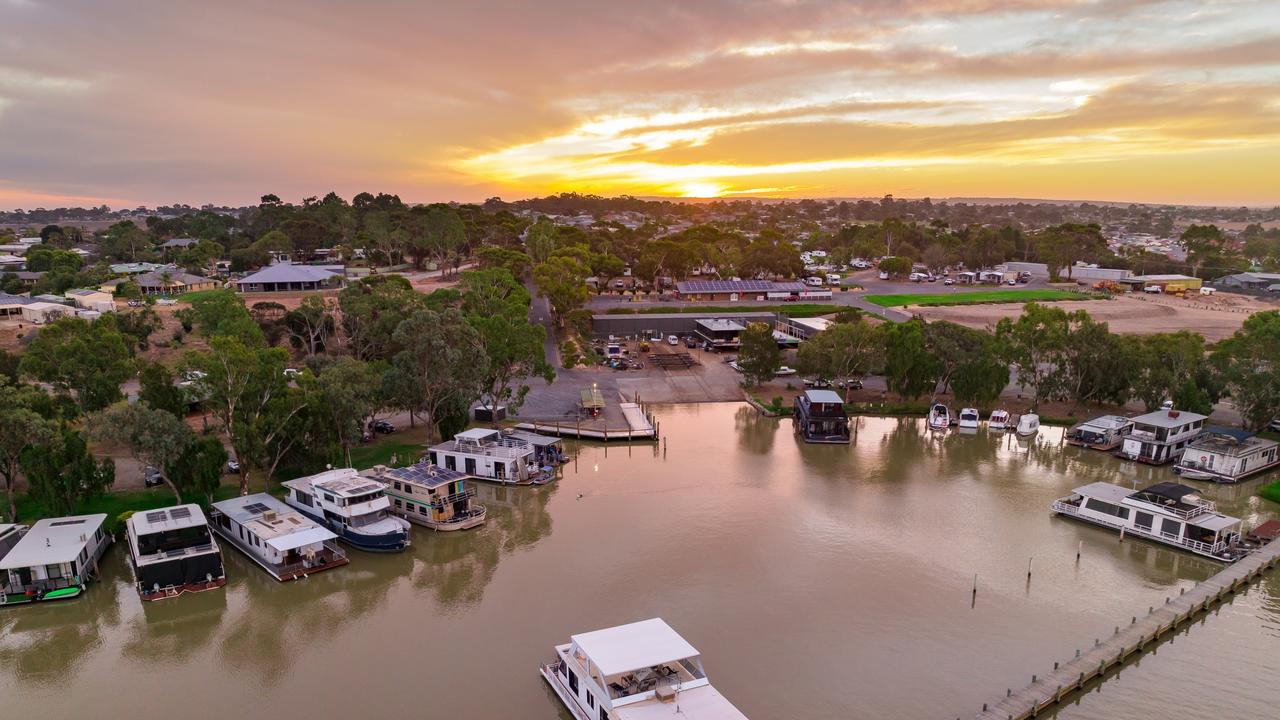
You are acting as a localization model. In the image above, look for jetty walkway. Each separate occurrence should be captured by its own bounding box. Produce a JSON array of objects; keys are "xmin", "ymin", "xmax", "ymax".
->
[{"xmin": 971, "ymin": 538, "xmax": 1280, "ymax": 720}]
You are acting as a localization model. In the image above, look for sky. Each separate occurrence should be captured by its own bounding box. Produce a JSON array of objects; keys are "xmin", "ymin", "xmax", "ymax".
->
[{"xmin": 1, "ymin": 0, "xmax": 1278, "ymax": 209}]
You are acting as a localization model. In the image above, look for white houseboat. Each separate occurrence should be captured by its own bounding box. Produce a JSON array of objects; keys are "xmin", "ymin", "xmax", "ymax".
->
[
  {"xmin": 126, "ymin": 504, "xmax": 226, "ymax": 601},
  {"xmin": 1, "ymin": 514, "xmax": 111, "ymax": 606},
  {"xmin": 1066, "ymin": 415, "xmax": 1133, "ymax": 451},
  {"xmin": 210, "ymin": 494, "xmax": 348, "ymax": 581},
  {"xmin": 282, "ymin": 468, "xmax": 410, "ymax": 552},
  {"xmin": 1117, "ymin": 408, "xmax": 1207, "ymax": 465},
  {"xmin": 0, "ymin": 523, "xmax": 24, "ymax": 564},
  {"xmin": 505, "ymin": 429, "xmax": 569, "ymax": 466},
  {"xmin": 368, "ymin": 462, "xmax": 487, "ymax": 531},
  {"xmin": 428, "ymin": 428, "xmax": 547, "ymax": 485},
  {"xmin": 1173, "ymin": 428, "xmax": 1280, "ymax": 483},
  {"xmin": 541, "ymin": 618, "xmax": 749, "ymax": 720},
  {"xmin": 1052, "ymin": 482, "xmax": 1246, "ymax": 560}
]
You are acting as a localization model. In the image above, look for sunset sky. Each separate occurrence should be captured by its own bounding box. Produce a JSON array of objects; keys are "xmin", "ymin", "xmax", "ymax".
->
[{"xmin": 1, "ymin": 0, "xmax": 1278, "ymax": 209}]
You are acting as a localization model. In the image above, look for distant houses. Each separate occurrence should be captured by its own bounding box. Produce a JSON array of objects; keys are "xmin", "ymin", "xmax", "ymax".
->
[
  {"xmin": 100, "ymin": 270, "xmax": 218, "ymax": 296},
  {"xmin": 234, "ymin": 264, "xmax": 345, "ymax": 293}
]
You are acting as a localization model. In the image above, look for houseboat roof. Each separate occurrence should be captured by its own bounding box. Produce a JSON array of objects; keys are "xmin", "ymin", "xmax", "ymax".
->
[
  {"xmin": 1078, "ymin": 415, "xmax": 1132, "ymax": 431},
  {"xmin": 1187, "ymin": 430, "xmax": 1275, "ymax": 457},
  {"xmin": 282, "ymin": 468, "xmax": 385, "ymax": 497},
  {"xmin": 374, "ymin": 462, "xmax": 466, "ymax": 489},
  {"xmin": 1195, "ymin": 514, "xmax": 1242, "ymax": 532},
  {"xmin": 695, "ymin": 318, "xmax": 747, "ymax": 332},
  {"xmin": 211, "ymin": 494, "xmax": 336, "ymax": 550},
  {"xmin": 0, "ymin": 514, "xmax": 107, "ymax": 569},
  {"xmin": 1139, "ymin": 482, "xmax": 1198, "ymax": 503},
  {"xmin": 613, "ymin": 686, "xmax": 748, "ymax": 720},
  {"xmin": 1074, "ymin": 482, "xmax": 1133, "ymax": 505},
  {"xmin": 505, "ymin": 430, "xmax": 563, "ymax": 447},
  {"xmin": 129, "ymin": 504, "xmax": 208, "ymax": 534},
  {"xmin": 1130, "ymin": 409, "xmax": 1207, "ymax": 428},
  {"xmin": 571, "ymin": 618, "xmax": 699, "ymax": 677},
  {"xmin": 455, "ymin": 427, "xmax": 501, "ymax": 442},
  {"xmin": 803, "ymin": 389, "xmax": 844, "ymax": 405}
]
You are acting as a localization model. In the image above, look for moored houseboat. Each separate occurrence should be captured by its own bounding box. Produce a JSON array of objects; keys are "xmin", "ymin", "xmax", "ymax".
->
[
  {"xmin": 505, "ymin": 430, "xmax": 569, "ymax": 466},
  {"xmin": 367, "ymin": 462, "xmax": 487, "ymax": 531},
  {"xmin": 428, "ymin": 428, "xmax": 547, "ymax": 485},
  {"xmin": 1173, "ymin": 428, "xmax": 1280, "ymax": 483},
  {"xmin": 0, "ymin": 523, "xmax": 25, "ymax": 564},
  {"xmin": 282, "ymin": 468, "xmax": 410, "ymax": 552},
  {"xmin": 126, "ymin": 504, "xmax": 226, "ymax": 601},
  {"xmin": 1066, "ymin": 415, "xmax": 1133, "ymax": 450},
  {"xmin": 793, "ymin": 389, "xmax": 850, "ymax": 443},
  {"xmin": 1052, "ymin": 481, "xmax": 1246, "ymax": 561},
  {"xmin": 1117, "ymin": 408, "xmax": 1207, "ymax": 465},
  {"xmin": 541, "ymin": 617, "xmax": 749, "ymax": 720},
  {"xmin": 1, "ymin": 514, "xmax": 111, "ymax": 605},
  {"xmin": 210, "ymin": 494, "xmax": 348, "ymax": 581}
]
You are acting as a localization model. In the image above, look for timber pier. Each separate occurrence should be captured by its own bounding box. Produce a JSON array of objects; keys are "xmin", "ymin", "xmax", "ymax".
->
[{"xmin": 971, "ymin": 538, "xmax": 1280, "ymax": 720}]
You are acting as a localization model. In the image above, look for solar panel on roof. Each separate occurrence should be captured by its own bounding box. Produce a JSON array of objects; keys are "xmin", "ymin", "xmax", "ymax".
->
[
  {"xmin": 169, "ymin": 507, "xmax": 193, "ymax": 520},
  {"xmin": 49, "ymin": 519, "xmax": 88, "ymax": 527},
  {"xmin": 242, "ymin": 502, "xmax": 271, "ymax": 515},
  {"xmin": 144, "ymin": 511, "xmax": 168, "ymax": 523}
]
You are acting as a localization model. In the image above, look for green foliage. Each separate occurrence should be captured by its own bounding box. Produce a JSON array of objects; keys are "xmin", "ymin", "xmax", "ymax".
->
[
  {"xmin": 458, "ymin": 269, "xmax": 553, "ymax": 416},
  {"xmin": 20, "ymin": 427, "xmax": 114, "ymax": 517},
  {"xmin": 796, "ymin": 317, "xmax": 885, "ymax": 400},
  {"xmin": 338, "ymin": 274, "xmax": 426, "ymax": 361},
  {"xmin": 476, "ymin": 246, "xmax": 533, "ymax": 278},
  {"xmin": 737, "ymin": 322, "xmax": 782, "ymax": 386},
  {"xmin": 383, "ymin": 307, "xmax": 489, "ymax": 441},
  {"xmin": 165, "ymin": 436, "xmax": 228, "ymax": 504},
  {"xmin": 183, "ymin": 289, "xmax": 263, "ymax": 345},
  {"xmin": 525, "ymin": 217, "xmax": 559, "ymax": 263},
  {"xmin": 876, "ymin": 256, "xmax": 912, "ymax": 276},
  {"xmin": 533, "ymin": 256, "xmax": 590, "ymax": 319},
  {"xmin": 18, "ymin": 316, "xmax": 134, "ymax": 413},
  {"xmin": 89, "ymin": 402, "xmax": 197, "ymax": 502},
  {"xmin": 138, "ymin": 362, "xmax": 187, "ymax": 417},
  {"xmin": 1210, "ymin": 310, "xmax": 1280, "ymax": 430},
  {"xmin": 882, "ymin": 319, "xmax": 939, "ymax": 400},
  {"xmin": 0, "ymin": 379, "xmax": 59, "ymax": 522},
  {"xmin": 316, "ymin": 356, "xmax": 385, "ymax": 465},
  {"xmin": 23, "ymin": 244, "xmax": 84, "ymax": 273},
  {"xmin": 116, "ymin": 305, "xmax": 163, "ymax": 352},
  {"xmin": 994, "ymin": 303, "xmax": 1070, "ymax": 409},
  {"xmin": 1127, "ymin": 331, "xmax": 1206, "ymax": 411}
]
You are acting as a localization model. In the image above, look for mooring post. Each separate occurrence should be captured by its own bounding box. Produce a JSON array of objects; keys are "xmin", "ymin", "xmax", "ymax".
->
[
  {"xmin": 1076, "ymin": 540, "xmax": 1082, "ymax": 562},
  {"xmin": 973, "ymin": 573, "xmax": 978, "ymax": 599},
  {"xmin": 1028, "ymin": 556, "xmax": 1033, "ymax": 579}
]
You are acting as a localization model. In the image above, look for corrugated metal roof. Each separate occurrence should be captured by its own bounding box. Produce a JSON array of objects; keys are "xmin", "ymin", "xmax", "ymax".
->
[
  {"xmin": 0, "ymin": 514, "xmax": 107, "ymax": 569},
  {"xmin": 236, "ymin": 264, "xmax": 339, "ymax": 284}
]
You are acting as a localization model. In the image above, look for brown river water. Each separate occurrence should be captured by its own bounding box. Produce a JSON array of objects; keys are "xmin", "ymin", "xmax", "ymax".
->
[{"xmin": 3, "ymin": 403, "xmax": 1278, "ymax": 719}]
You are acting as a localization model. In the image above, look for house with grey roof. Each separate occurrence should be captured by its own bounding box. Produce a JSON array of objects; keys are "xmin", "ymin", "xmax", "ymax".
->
[
  {"xmin": 0, "ymin": 292, "xmax": 34, "ymax": 317},
  {"xmin": 234, "ymin": 263, "xmax": 345, "ymax": 293}
]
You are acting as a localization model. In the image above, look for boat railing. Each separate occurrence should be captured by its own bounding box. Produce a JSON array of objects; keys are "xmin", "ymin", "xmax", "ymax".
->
[
  {"xmin": 1054, "ymin": 500, "xmax": 1228, "ymax": 554},
  {"xmin": 274, "ymin": 541, "xmax": 347, "ymax": 576},
  {"xmin": 430, "ymin": 486, "xmax": 476, "ymax": 508},
  {"xmin": 1, "ymin": 575, "xmax": 81, "ymax": 596}
]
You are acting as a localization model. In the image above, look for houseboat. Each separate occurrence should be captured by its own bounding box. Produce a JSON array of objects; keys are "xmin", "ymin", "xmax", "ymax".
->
[
  {"xmin": 1066, "ymin": 415, "xmax": 1133, "ymax": 451},
  {"xmin": 210, "ymin": 494, "xmax": 348, "ymax": 581},
  {"xmin": 957, "ymin": 408, "xmax": 980, "ymax": 429},
  {"xmin": 927, "ymin": 403, "xmax": 951, "ymax": 431},
  {"xmin": 793, "ymin": 389, "xmax": 850, "ymax": 443},
  {"xmin": 0, "ymin": 523, "xmax": 24, "ymax": 563},
  {"xmin": 1117, "ymin": 408, "xmax": 1207, "ymax": 465},
  {"xmin": 126, "ymin": 504, "xmax": 226, "ymax": 601},
  {"xmin": 282, "ymin": 468, "xmax": 410, "ymax": 552},
  {"xmin": 1052, "ymin": 481, "xmax": 1246, "ymax": 561},
  {"xmin": 1, "ymin": 514, "xmax": 111, "ymax": 605},
  {"xmin": 988, "ymin": 409, "xmax": 1010, "ymax": 431},
  {"xmin": 1173, "ymin": 428, "xmax": 1280, "ymax": 483},
  {"xmin": 368, "ymin": 462, "xmax": 487, "ymax": 531},
  {"xmin": 428, "ymin": 428, "xmax": 547, "ymax": 485},
  {"xmin": 1016, "ymin": 413, "xmax": 1040, "ymax": 437},
  {"xmin": 541, "ymin": 618, "xmax": 749, "ymax": 720},
  {"xmin": 506, "ymin": 429, "xmax": 569, "ymax": 466}
]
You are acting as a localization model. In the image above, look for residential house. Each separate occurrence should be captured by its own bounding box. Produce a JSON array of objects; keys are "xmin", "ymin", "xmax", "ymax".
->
[{"xmin": 234, "ymin": 264, "xmax": 345, "ymax": 293}]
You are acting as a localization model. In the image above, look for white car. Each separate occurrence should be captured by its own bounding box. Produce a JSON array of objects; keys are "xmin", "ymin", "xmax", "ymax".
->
[
  {"xmin": 774, "ymin": 366, "xmax": 797, "ymax": 376},
  {"xmin": 156, "ymin": 298, "xmax": 176, "ymax": 306},
  {"xmin": 826, "ymin": 273, "xmax": 843, "ymax": 285},
  {"xmin": 878, "ymin": 271, "xmax": 890, "ymax": 280},
  {"xmin": 667, "ymin": 335, "xmax": 679, "ymax": 346},
  {"xmin": 1144, "ymin": 285, "xmax": 1162, "ymax": 294}
]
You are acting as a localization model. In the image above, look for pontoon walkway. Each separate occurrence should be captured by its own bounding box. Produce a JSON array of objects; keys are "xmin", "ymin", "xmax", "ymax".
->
[{"xmin": 969, "ymin": 537, "xmax": 1280, "ymax": 720}]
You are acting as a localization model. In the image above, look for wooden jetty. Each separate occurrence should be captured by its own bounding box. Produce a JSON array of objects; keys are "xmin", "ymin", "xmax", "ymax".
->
[
  {"xmin": 514, "ymin": 406, "xmax": 658, "ymax": 442},
  {"xmin": 971, "ymin": 538, "xmax": 1280, "ymax": 720}
]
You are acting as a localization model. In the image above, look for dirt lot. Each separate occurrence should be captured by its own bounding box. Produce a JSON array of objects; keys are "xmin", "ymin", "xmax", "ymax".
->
[{"xmin": 914, "ymin": 292, "xmax": 1276, "ymax": 341}]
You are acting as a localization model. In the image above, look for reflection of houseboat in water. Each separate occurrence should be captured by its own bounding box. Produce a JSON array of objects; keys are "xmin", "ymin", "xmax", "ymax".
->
[
  {"xmin": 429, "ymin": 428, "xmax": 556, "ymax": 485},
  {"xmin": 210, "ymin": 494, "xmax": 348, "ymax": 581},
  {"xmin": 1, "ymin": 514, "xmax": 111, "ymax": 605},
  {"xmin": 1066, "ymin": 415, "xmax": 1133, "ymax": 451},
  {"xmin": 1173, "ymin": 428, "xmax": 1280, "ymax": 484},
  {"xmin": 1052, "ymin": 481, "xmax": 1247, "ymax": 561},
  {"xmin": 541, "ymin": 618, "xmax": 749, "ymax": 720},
  {"xmin": 793, "ymin": 389, "xmax": 850, "ymax": 444},
  {"xmin": 282, "ymin": 468, "xmax": 411, "ymax": 552},
  {"xmin": 126, "ymin": 504, "xmax": 226, "ymax": 601},
  {"xmin": 368, "ymin": 463, "xmax": 487, "ymax": 531}
]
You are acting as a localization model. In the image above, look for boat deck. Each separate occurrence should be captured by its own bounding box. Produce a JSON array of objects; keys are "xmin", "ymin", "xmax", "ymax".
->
[
  {"xmin": 210, "ymin": 525, "xmax": 347, "ymax": 581},
  {"xmin": 972, "ymin": 538, "xmax": 1280, "ymax": 720}
]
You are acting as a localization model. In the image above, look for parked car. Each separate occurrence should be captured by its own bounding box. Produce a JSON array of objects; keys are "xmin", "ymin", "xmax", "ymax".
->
[
  {"xmin": 126, "ymin": 300, "xmax": 143, "ymax": 307},
  {"xmin": 684, "ymin": 336, "xmax": 698, "ymax": 348},
  {"xmin": 143, "ymin": 466, "xmax": 165, "ymax": 488},
  {"xmin": 283, "ymin": 367, "xmax": 301, "ymax": 379},
  {"xmin": 835, "ymin": 378, "xmax": 863, "ymax": 390},
  {"xmin": 667, "ymin": 335, "xmax": 679, "ymax": 346},
  {"xmin": 369, "ymin": 419, "xmax": 396, "ymax": 434},
  {"xmin": 156, "ymin": 298, "xmax": 176, "ymax": 306},
  {"xmin": 1006, "ymin": 279, "xmax": 1017, "ymax": 286},
  {"xmin": 225, "ymin": 459, "xmax": 240, "ymax": 474},
  {"xmin": 943, "ymin": 278, "xmax": 955, "ymax": 286},
  {"xmin": 775, "ymin": 366, "xmax": 797, "ymax": 376},
  {"xmin": 878, "ymin": 271, "xmax": 890, "ymax": 280},
  {"xmin": 803, "ymin": 377, "xmax": 832, "ymax": 388},
  {"xmin": 1144, "ymin": 285, "xmax": 1163, "ymax": 294}
]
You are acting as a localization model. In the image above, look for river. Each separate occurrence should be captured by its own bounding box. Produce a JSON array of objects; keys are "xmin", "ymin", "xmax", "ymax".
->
[{"xmin": 3, "ymin": 403, "xmax": 1278, "ymax": 719}]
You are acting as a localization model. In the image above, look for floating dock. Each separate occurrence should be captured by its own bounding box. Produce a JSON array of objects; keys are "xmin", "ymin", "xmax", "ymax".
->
[{"xmin": 971, "ymin": 538, "xmax": 1280, "ymax": 720}]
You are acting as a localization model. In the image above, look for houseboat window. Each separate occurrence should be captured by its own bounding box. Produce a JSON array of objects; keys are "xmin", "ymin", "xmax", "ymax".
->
[
  {"xmin": 419, "ymin": 505, "xmax": 429, "ymax": 515},
  {"xmin": 393, "ymin": 481, "xmax": 401, "ymax": 491},
  {"xmin": 393, "ymin": 499, "xmax": 402, "ymax": 508},
  {"xmin": 1084, "ymin": 498, "xmax": 1129, "ymax": 520},
  {"xmin": 95, "ymin": 528, "xmax": 103, "ymax": 541},
  {"xmin": 323, "ymin": 493, "xmax": 335, "ymax": 503},
  {"xmin": 600, "ymin": 708, "xmax": 609, "ymax": 720},
  {"xmin": 1161, "ymin": 518, "xmax": 1181, "ymax": 536},
  {"xmin": 429, "ymin": 451, "xmax": 438, "ymax": 465},
  {"xmin": 445, "ymin": 456, "xmax": 456, "ymax": 471},
  {"xmin": 586, "ymin": 691, "xmax": 594, "ymax": 709},
  {"xmin": 1135, "ymin": 512, "xmax": 1154, "ymax": 531},
  {"xmin": 404, "ymin": 502, "xmax": 414, "ymax": 512},
  {"xmin": 568, "ymin": 668, "xmax": 579, "ymax": 694},
  {"xmin": 296, "ymin": 491, "xmax": 312, "ymax": 506},
  {"xmin": 46, "ymin": 564, "xmax": 63, "ymax": 579}
]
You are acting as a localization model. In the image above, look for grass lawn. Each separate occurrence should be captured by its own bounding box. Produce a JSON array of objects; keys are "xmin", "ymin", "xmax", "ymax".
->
[
  {"xmin": 348, "ymin": 437, "xmax": 424, "ymax": 470},
  {"xmin": 605, "ymin": 303, "xmax": 838, "ymax": 318},
  {"xmin": 1261, "ymin": 480, "xmax": 1280, "ymax": 505},
  {"xmin": 13, "ymin": 483, "xmax": 243, "ymax": 533},
  {"xmin": 864, "ymin": 289, "xmax": 1091, "ymax": 307},
  {"xmin": 175, "ymin": 289, "xmax": 230, "ymax": 303}
]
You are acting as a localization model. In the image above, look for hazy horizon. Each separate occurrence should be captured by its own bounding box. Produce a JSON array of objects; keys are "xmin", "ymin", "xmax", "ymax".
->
[{"xmin": 2, "ymin": 1, "xmax": 1278, "ymax": 209}]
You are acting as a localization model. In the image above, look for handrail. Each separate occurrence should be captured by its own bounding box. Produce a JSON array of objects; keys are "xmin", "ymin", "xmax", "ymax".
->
[{"xmin": 1053, "ymin": 501, "xmax": 1227, "ymax": 553}]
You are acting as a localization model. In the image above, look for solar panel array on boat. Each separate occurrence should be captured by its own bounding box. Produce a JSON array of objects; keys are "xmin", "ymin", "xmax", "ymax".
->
[
  {"xmin": 144, "ymin": 511, "xmax": 167, "ymax": 523},
  {"xmin": 169, "ymin": 506, "xmax": 193, "ymax": 520},
  {"xmin": 49, "ymin": 519, "xmax": 88, "ymax": 527},
  {"xmin": 679, "ymin": 279, "xmax": 773, "ymax": 293},
  {"xmin": 386, "ymin": 463, "xmax": 466, "ymax": 487},
  {"xmin": 242, "ymin": 502, "xmax": 271, "ymax": 515}
]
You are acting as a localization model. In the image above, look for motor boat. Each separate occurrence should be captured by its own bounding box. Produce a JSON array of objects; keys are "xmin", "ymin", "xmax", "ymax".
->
[
  {"xmin": 958, "ymin": 408, "xmax": 980, "ymax": 429},
  {"xmin": 1016, "ymin": 413, "xmax": 1040, "ymax": 437},
  {"xmin": 988, "ymin": 409, "xmax": 1010, "ymax": 431},
  {"xmin": 927, "ymin": 403, "xmax": 951, "ymax": 431}
]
